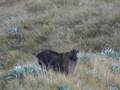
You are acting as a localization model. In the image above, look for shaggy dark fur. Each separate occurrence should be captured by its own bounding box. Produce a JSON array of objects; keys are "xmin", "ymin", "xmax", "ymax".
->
[{"xmin": 35, "ymin": 49, "xmax": 79, "ymax": 74}]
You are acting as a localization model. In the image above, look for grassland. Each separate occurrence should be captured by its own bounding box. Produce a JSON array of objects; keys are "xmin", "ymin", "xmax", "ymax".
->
[{"xmin": 0, "ymin": 0, "xmax": 120, "ymax": 90}]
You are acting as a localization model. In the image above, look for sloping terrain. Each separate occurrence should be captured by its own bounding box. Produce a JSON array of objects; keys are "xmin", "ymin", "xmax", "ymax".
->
[{"xmin": 0, "ymin": 0, "xmax": 120, "ymax": 90}]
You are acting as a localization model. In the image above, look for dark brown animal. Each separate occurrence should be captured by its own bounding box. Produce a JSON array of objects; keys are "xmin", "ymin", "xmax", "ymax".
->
[{"xmin": 35, "ymin": 49, "xmax": 79, "ymax": 74}]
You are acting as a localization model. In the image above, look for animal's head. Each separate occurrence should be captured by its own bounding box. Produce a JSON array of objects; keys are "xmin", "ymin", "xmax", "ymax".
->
[{"xmin": 69, "ymin": 49, "xmax": 79, "ymax": 61}]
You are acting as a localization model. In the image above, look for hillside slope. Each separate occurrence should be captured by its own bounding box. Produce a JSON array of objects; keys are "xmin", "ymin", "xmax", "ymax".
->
[
  {"xmin": 0, "ymin": 0, "xmax": 120, "ymax": 90},
  {"xmin": 0, "ymin": 0, "xmax": 120, "ymax": 52}
]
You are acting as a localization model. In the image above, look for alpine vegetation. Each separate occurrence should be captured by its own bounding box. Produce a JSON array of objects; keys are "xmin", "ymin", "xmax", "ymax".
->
[
  {"xmin": 111, "ymin": 64, "xmax": 120, "ymax": 73},
  {"xmin": 4, "ymin": 64, "xmax": 47, "ymax": 80},
  {"xmin": 100, "ymin": 48, "xmax": 120, "ymax": 60},
  {"xmin": 108, "ymin": 86, "xmax": 119, "ymax": 90},
  {"xmin": 57, "ymin": 84, "xmax": 70, "ymax": 90}
]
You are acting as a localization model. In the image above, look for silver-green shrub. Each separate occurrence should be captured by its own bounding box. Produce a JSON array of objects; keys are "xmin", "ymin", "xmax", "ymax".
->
[
  {"xmin": 100, "ymin": 48, "xmax": 120, "ymax": 60},
  {"xmin": 4, "ymin": 64, "xmax": 46, "ymax": 80},
  {"xmin": 57, "ymin": 84, "xmax": 70, "ymax": 90},
  {"xmin": 111, "ymin": 64, "xmax": 120, "ymax": 73},
  {"xmin": 108, "ymin": 86, "xmax": 119, "ymax": 90}
]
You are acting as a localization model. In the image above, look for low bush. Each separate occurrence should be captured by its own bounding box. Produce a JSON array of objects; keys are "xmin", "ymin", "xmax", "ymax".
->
[
  {"xmin": 100, "ymin": 49, "xmax": 120, "ymax": 60},
  {"xmin": 4, "ymin": 64, "xmax": 47, "ymax": 80}
]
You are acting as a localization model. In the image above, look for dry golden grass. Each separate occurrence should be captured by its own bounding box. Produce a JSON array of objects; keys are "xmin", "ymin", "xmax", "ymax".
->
[
  {"xmin": 0, "ymin": 0, "xmax": 120, "ymax": 90},
  {"xmin": 0, "ymin": 55, "xmax": 120, "ymax": 90}
]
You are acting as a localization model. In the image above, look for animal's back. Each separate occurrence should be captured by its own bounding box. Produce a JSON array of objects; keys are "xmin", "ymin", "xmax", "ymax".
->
[{"xmin": 36, "ymin": 50, "xmax": 61, "ymax": 67}]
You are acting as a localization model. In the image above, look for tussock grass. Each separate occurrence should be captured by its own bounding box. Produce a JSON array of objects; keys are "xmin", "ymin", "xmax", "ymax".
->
[
  {"xmin": 0, "ymin": 53, "xmax": 120, "ymax": 90},
  {"xmin": 0, "ymin": 0, "xmax": 120, "ymax": 90}
]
